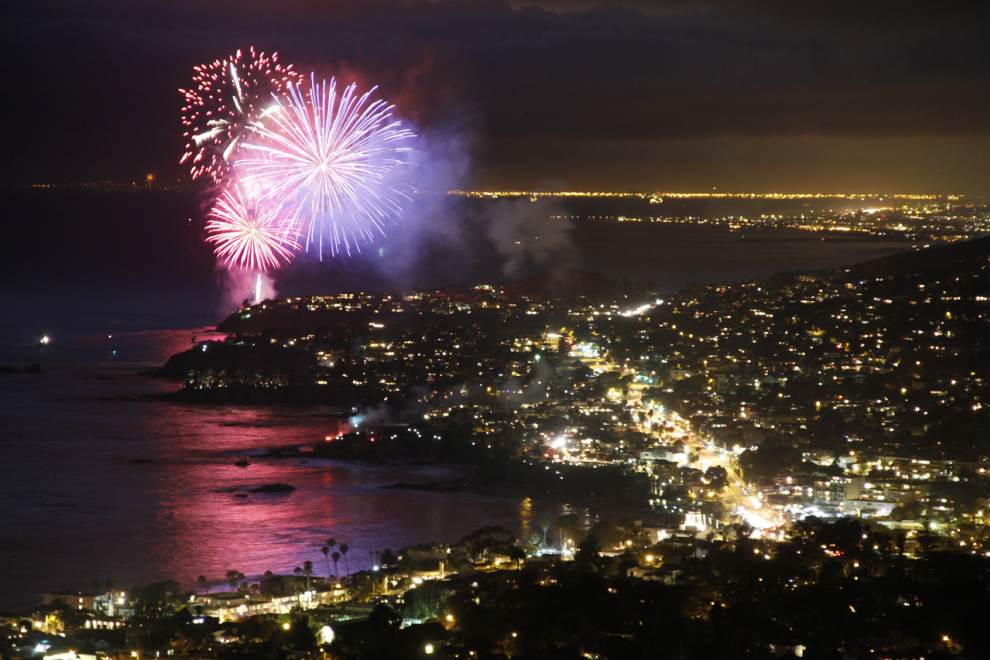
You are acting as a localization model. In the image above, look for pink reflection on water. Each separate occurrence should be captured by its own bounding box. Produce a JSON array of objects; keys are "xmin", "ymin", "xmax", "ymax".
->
[
  {"xmin": 131, "ymin": 396, "xmax": 565, "ymax": 589},
  {"xmin": 137, "ymin": 403, "xmax": 348, "ymax": 583}
]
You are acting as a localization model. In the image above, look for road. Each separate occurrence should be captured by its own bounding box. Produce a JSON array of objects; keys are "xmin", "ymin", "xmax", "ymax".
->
[{"xmin": 575, "ymin": 338, "xmax": 784, "ymax": 533}]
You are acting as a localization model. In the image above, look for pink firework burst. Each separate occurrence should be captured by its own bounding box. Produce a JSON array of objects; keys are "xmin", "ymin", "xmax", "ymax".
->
[
  {"xmin": 180, "ymin": 47, "xmax": 302, "ymax": 183},
  {"xmin": 205, "ymin": 185, "xmax": 300, "ymax": 272}
]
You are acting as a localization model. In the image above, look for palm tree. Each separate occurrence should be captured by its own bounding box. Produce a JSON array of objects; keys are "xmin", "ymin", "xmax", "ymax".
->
[
  {"xmin": 196, "ymin": 575, "xmax": 208, "ymax": 593},
  {"xmin": 326, "ymin": 538, "xmax": 338, "ymax": 577},
  {"xmin": 321, "ymin": 545, "xmax": 332, "ymax": 580},
  {"xmin": 340, "ymin": 543, "xmax": 350, "ymax": 574},
  {"xmin": 332, "ymin": 551, "xmax": 341, "ymax": 581},
  {"xmin": 303, "ymin": 560, "xmax": 313, "ymax": 592}
]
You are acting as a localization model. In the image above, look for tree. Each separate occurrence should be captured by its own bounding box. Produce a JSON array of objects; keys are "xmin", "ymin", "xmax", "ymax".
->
[
  {"xmin": 576, "ymin": 535, "xmax": 601, "ymax": 565},
  {"xmin": 303, "ymin": 560, "xmax": 313, "ymax": 591},
  {"xmin": 461, "ymin": 526, "xmax": 517, "ymax": 562},
  {"xmin": 127, "ymin": 580, "xmax": 182, "ymax": 653},
  {"xmin": 704, "ymin": 466, "xmax": 728, "ymax": 489},
  {"xmin": 379, "ymin": 548, "xmax": 398, "ymax": 569},
  {"xmin": 288, "ymin": 614, "xmax": 316, "ymax": 652},
  {"xmin": 225, "ymin": 569, "xmax": 245, "ymax": 592},
  {"xmin": 553, "ymin": 514, "xmax": 583, "ymax": 549},
  {"xmin": 341, "ymin": 543, "xmax": 350, "ymax": 573},
  {"xmin": 332, "ymin": 551, "xmax": 341, "ymax": 580},
  {"xmin": 321, "ymin": 544, "xmax": 332, "ymax": 579},
  {"xmin": 891, "ymin": 498, "xmax": 925, "ymax": 521},
  {"xmin": 526, "ymin": 530, "xmax": 544, "ymax": 554},
  {"xmin": 403, "ymin": 582, "xmax": 449, "ymax": 621},
  {"xmin": 361, "ymin": 604, "xmax": 404, "ymax": 657},
  {"xmin": 739, "ymin": 446, "xmax": 802, "ymax": 480},
  {"xmin": 917, "ymin": 529, "xmax": 942, "ymax": 556},
  {"xmin": 368, "ymin": 603, "xmax": 401, "ymax": 632},
  {"xmin": 326, "ymin": 539, "xmax": 338, "ymax": 580},
  {"xmin": 588, "ymin": 518, "xmax": 631, "ymax": 550}
]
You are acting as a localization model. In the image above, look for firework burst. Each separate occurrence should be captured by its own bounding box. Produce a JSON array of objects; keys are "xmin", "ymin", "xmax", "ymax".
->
[
  {"xmin": 236, "ymin": 75, "xmax": 415, "ymax": 257},
  {"xmin": 180, "ymin": 47, "xmax": 301, "ymax": 183},
  {"xmin": 205, "ymin": 185, "xmax": 300, "ymax": 272}
]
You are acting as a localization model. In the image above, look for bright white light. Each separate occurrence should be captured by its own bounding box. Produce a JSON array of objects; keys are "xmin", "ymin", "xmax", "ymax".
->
[
  {"xmin": 737, "ymin": 505, "xmax": 775, "ymax": 530},
  {"xmin": 620, "ymin": 302, "xmax": 652, "ymax": 317}
]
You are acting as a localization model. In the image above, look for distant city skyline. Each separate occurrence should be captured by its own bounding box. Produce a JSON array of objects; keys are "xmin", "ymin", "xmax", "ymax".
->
[
  {"xmin": 5, "ymin": 1, "xmax": 990, "ymax": 192},
  {"xmin": 17, "ymin": 180, "xmax": 982, "ymax": 198}
]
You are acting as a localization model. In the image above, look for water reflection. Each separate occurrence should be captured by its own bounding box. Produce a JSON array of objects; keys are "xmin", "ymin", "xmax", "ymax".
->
[
  {"xmin": 0, "ymin": 348, "xmax": 565, "ymax": 608},
  {"xmin": 138, "ymin": 390, "xmax": 569, "ymax": 586}
]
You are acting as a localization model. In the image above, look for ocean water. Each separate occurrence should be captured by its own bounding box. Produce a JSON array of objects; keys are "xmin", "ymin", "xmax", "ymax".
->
[
  {"xmin": 0, "ymin": 342, "xmax": 566, "ymax": 610},
  {"xmin": 0, "ymin": 191, "xmax": 920, "ymax": 610}
]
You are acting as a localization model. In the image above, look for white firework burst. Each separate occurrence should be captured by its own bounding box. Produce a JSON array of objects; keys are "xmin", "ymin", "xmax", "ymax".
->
[
  {"xmin": 236, "ymin": 74, "xmax": 415, "ymax": 257},
  {"xmin": 205, "ymin": 185, "xmax": 300, "ymax": 272}
]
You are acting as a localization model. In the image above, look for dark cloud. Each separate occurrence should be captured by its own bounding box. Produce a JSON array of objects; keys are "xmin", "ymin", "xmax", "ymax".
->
[{"xmin": 3, "ymin": 0, "xmax": 989, "ymax": 190}]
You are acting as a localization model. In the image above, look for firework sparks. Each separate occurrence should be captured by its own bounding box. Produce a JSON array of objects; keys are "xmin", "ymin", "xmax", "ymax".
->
[
  {"xmin": 237, "ymin": 74, "xmax": 415, "ymax": 257},
  {"xmin": 205, "ymin": 185, "xmax": 300, "ymax": 271},
  {"xmin": 180, "ymin": 47, "xmax": 301, "ymax": 182}
]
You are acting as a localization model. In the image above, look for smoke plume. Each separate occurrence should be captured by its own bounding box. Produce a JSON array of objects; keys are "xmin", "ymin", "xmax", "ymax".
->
[
  {"xmin": 484, "ymin": 199, "xmax": 577, "ymax": 278},
  {"xmin": 218, "ymin": 269, "xmax": 277, "ymax": 312}
]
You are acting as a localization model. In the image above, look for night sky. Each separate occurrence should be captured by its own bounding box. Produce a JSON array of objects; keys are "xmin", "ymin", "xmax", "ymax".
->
[{"xmin": 4, "ymin": 0, "xmax": 990, "ymax": 192}]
